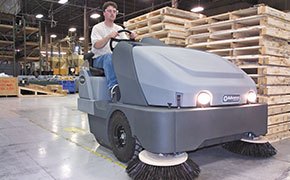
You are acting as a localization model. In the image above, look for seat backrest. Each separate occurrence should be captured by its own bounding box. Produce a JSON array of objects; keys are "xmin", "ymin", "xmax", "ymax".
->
[{"xmin": 83, "ymin": 52, "xmax": 105, "ymax": 76}]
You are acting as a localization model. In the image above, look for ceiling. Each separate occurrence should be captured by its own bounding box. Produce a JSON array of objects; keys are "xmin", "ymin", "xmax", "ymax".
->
[{"xmin": 17, "ymin": 0, "xmax": 290, "ymax": 40}]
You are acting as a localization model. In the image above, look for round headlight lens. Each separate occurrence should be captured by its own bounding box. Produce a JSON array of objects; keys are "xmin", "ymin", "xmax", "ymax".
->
[
  {"xmin": 197, "ymin": 92, "xmax": 211, "ymax": 105},
  {"xmin": 247, "ymin": 91, "xmax": 257, "ymax": 103}
]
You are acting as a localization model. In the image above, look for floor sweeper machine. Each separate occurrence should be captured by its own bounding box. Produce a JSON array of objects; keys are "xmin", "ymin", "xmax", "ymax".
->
[{"xmin": 78, "ymin": 30, "xmax": 276, "ymax": 179}]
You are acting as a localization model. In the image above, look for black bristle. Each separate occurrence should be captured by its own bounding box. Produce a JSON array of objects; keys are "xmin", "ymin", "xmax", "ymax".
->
[
  {"xmin": 132, "ymin": 138, "xmax": 144, "ymax": 159},
  {"xmin": 126, "ymin": 157, "xmax": 200, "ymax": 180},
  {"xmin": 222, "ymin": 140, "xmax": 277, "ymax": 158}
]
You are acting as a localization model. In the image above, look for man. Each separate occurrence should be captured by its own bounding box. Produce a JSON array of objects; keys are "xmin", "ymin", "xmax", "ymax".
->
[{"xmin": 91, "ymin": 1, "xmax": 136, "ymax": 100}]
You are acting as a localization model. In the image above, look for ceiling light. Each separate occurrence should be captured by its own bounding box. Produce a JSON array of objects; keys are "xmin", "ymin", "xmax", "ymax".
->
[
  {"xmin": 50, "ymin": 34, "xmax": 57, "ymax": 38},
  {"xmin": 79, "ymin": 37, "xmax": 85, "ymax": 41},
  {"xmin": 35, "ymin": 14, "xmax": 43, "ymax": 19},
  {"xmin": 90, "ymin": 13, "xmax": 100, "ymax": 19},
  {"xmin": 58, "ymin": 0, "xmax": 68, "ymax": 4},
  {"xmin": 68, "ymin": 27, "xmax": 76, "ymax": 32},
  {"xmin": 191, "ymin": 6, "xmax": 204, "ymax": 13}
]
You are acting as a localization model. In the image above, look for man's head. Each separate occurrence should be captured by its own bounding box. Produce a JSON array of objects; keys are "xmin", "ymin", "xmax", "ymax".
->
[{"xmin": 102, "ymin": 1, "xmax": 118, "ymax": 22}]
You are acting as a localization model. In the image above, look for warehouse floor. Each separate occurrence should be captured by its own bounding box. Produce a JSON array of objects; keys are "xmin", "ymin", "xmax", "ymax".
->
[{"xmin": 0, "ymin": 94, "xmax": 289, "ymax": 180}]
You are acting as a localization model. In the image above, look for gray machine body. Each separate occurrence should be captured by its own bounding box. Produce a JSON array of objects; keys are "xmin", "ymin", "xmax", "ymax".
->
[{"xmin": 78, "ymin": 38, "xmax": 268, "ymax": 154}]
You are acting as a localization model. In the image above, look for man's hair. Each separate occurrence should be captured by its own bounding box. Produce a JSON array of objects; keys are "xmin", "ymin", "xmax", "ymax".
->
[{"xmin": 102, "ymin": 1, "xmax": 118, "ymax": 11}]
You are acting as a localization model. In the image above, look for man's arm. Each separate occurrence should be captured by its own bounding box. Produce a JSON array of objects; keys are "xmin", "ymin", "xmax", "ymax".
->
[{"xmin": 93, "ymin": 31, "xmax": 119, "ymax": 49}]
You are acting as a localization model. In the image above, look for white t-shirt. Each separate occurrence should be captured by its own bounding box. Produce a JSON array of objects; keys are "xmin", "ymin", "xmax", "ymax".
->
[{"xmin": 91, "ymin": 22, "xmax": 127, "ymax": 58}]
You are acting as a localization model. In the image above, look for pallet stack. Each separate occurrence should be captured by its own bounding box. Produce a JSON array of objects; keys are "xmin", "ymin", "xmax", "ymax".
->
[
  {"xmin": 0, "ymin": 77, "xmax": 18, "ymax": 97},
  {"xmin": 185, "ymin": 4, "xmax": 290, "ymax": 141},
  {"xmin": 124, "ymin": 7, "xmax": 205, "ymax": 46}
]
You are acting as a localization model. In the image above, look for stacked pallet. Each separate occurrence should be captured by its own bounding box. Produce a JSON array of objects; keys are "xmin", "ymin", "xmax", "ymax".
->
[
  {"xmin": 0, "ymin": 77, "xmax": 18, "ymax": 97},
  {"xmin": 19, "ymin": 84, "xmax": 67, "ymax": 97},
  {"xmin": 185, "ymin": 4, "xmax": 290, "ymax": 141},
  {"xmin": 124, "ymin": 7, "xmax": 205, "ymax": 46}
]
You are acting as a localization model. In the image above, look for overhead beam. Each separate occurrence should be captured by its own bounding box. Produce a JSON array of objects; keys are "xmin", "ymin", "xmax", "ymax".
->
[{"xmin": 41, "ymin": 0, "xmax": 96, "ymax": 10}]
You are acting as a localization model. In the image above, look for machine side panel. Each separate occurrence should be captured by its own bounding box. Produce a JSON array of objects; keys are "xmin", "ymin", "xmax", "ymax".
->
[
  {"xmin": 88, "ymin": 114, "xmax": 111, "ymax": 149},
  {"xmin": 111, "ymin": 103, "xmax": 267, "ymax": 153},
  {"xmin": 77, "ymin": 98, "xmax": 95, "ymax": 115},
  {"xmin": 175, "ymin": 104, "xmax": 268, "ymax": 152},
  {"xmin": 78, "ymin": 70, "xmax": 110, "ymax": 101},
  {"xmin": 112, "ymin": 42, "xmax": 148, "ymax": 106},
  {"xmin": 90, "ymin": 77, "xmax": 110, "ymax": 100},
  {"xmin": 78, "ymin": 70, "xmax": 94, "ymax": 100},
  {"xmin": 110, "ymin": 105, "xmax": 177, "ymax": 153}
]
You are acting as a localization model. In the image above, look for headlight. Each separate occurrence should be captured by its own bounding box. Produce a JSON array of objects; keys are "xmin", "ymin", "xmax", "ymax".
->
[
  {"xmin": 247, "ymin": 91, "xmax": 257, "ymax": 103},
  {"xmin": 197, "ymin": 92, "xmax": 211, "ymax": 106}
]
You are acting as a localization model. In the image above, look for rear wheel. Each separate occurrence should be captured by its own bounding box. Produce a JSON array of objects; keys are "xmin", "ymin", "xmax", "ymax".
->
[{"xmin": 109, "ymin": 111, "xmax": 135, "ymax": 163}]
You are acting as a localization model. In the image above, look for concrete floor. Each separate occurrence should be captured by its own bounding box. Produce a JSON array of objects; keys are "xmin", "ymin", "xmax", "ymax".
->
[{"xmin": 0, "ymin": 94, "xmax": 289, "ymax": 180}]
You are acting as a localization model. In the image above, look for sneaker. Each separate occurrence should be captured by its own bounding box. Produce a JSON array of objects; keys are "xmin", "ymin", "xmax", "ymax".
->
[{"xmin": 110, "ymin": 84, "xmax": 121, "ymax": 102}]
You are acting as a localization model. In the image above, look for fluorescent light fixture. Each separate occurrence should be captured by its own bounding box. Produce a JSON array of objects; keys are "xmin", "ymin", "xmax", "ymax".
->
[
  {"xmin": 90, "ymin": 13, "xmax": 101, "ymax": 19},
  {"xmin": 35, "ymin": 14, "xmax": 43, "ymax": 19},
  {"xmin": 191, "ymin": 6, "xmax": 204, "ymax": 13},
  {"xmin": 50, "ymin": 34, "xmax": 57, "ymax": 38},
  {"xmin": 58, "ymin": 0, "xmax": 68, "ymax": 4},
  {"xmin": 79, "ymin": 37, "xmax": 85, "ymax": 41},
  {"xmin": 68, "ymin": 27, "xmax": 76, "ymax": 32}
]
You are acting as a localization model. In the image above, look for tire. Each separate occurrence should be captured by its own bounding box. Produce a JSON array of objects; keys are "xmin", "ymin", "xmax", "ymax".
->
[{"xmin": 108, "ymin": 111, "xmax": 135, "ymax": 163}]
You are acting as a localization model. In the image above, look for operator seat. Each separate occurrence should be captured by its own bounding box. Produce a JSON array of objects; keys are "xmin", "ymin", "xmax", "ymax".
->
[{"xmin": 84, "ymin": 52, "xmax": 105, "ymax": 76}]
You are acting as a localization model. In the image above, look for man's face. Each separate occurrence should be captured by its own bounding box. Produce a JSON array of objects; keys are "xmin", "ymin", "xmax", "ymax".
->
[{"xmin": 103, "ymin": 5, "xmax": 118, "ymax": 21}]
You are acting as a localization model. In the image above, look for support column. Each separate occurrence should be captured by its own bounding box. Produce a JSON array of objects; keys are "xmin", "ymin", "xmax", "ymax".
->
[
  {"xmin": 83, "ymin": 0, "xmax": 89, "ymax": 53},
  {"xmin": 45, "ymin": 24, "xmax": 49, "ymax": 72}
]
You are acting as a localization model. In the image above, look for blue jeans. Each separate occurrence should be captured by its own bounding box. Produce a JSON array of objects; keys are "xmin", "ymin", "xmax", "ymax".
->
[{"xmin": 93, "ymin": 53, "xmax": 118, "ymax": 89}]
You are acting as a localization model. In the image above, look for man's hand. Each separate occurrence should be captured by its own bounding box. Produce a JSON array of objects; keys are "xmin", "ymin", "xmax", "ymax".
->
[
  {"xmin": 130, "ymin": 31, "xmax": 137, "ymax": 39},
  {"xmin": 107, "ymin": 31, "xmax": 119, "ymax": 39}
]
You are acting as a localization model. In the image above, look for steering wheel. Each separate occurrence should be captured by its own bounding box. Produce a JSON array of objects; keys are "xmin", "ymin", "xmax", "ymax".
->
[{"xmin": 110, "ymin": 29, "xmax": 135, "ymax": 51}]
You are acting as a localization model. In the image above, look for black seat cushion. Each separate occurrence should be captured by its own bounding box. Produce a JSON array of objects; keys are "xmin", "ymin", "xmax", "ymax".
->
[
  {"xmin": 84, "ymin": 52, "xmax": 105, "ymax": 76},
  {"xmin": 89, "ymin": 67, "xmax": 105, "ymax": 76}
]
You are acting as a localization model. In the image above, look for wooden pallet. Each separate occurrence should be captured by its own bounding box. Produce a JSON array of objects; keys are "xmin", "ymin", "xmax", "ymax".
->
[
  {"xmin": 268, "ymin": 113, "xmax": 290, "ymax": 125},
  {"xmin": 266, "ymin": 130, "xmax": 290, "ymax": 142},
  {"xmin": 19, "ymin": 84, "xmax": 67, "ymax": 97},
  {"xmin": 127, "ymin": 15, "xmax": 190, "ymax": 31},
  {"xmin": 259, "ymin": 56, "xmax": 290, "ymax": 66},
  {"xmin": 268, "ymin": 122, "xmax": 290, "ymax": 134},
  {"xmin": 258, "ymin": 76, "xmax": 290, "ymax": 85},
  {"xmin": 186, "ymin": 5, "xmax": 290, "ymax": 52},
  {"xmin": 159, "ymin": 37, "xmax": 185, "ymax": 46},
  {"xmin": 136, "ymin": 29, "xmax": 186, "ymax": 41},
  {"xmin": 185, "ymin": 4, "xmax": 290, "ymax": 29},
  {"xmin": 268, "ymin": 104, "xmax": 290, "ymax": 116},
  {"xmin": 0, "ymin": 77, "xmax": 18, "ymax": 97},
  {"xmin": 185, "ymin": 4, "xmax": 290, "ymax": 142},
  {"xmin": 133, "ymin": 23, "xmax": 185, "ymax": 36},
  {"xmin": 125, "ymin": 6, "xmax": 203, "ymax": 46},
  {"xmin": 258, "ymin": 86, "xmax": 290, "ymax": 96},
  {"xmin": 259, "ymin": 95, "xmax": 290, "ymax": 105},
  {"xmin": 125, "ymin": 6, "xmax": 204, "ymax": 27}
]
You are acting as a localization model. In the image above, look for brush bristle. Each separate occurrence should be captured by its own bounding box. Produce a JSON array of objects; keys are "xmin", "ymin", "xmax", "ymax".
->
[
  {"xmin": 222, "ymin": 140, "xmax": 277, "ymax": 158},
  {"xmin": 126, "ymin": 157, "xmax": 200, "ymax": 180}
]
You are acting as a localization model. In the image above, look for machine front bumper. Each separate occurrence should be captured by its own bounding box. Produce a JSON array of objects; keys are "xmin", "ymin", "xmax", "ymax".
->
[{"xmin": 113, "ymin": 103, "xmax": 268, "ymax": 154}]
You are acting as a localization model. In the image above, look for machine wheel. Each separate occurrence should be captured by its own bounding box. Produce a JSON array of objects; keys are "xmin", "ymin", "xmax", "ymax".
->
[{"xmin": 109, "ymin": 111, "xmax": 135, "ymax": 163}]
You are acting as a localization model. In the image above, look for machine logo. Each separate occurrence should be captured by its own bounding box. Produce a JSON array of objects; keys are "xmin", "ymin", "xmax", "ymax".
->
[
  {"xmin": 223, "ymin": 95, "xmax": 240, "ymax": 103},
  {"xmin": 79, "ymin": 75, "xmax": 86, "ymax": 85}
]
